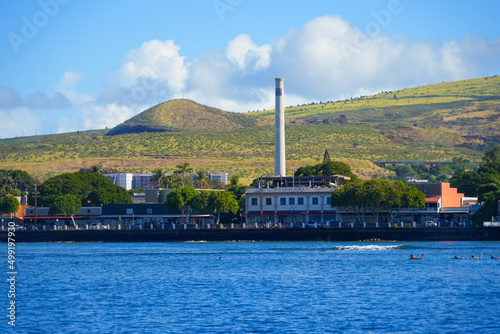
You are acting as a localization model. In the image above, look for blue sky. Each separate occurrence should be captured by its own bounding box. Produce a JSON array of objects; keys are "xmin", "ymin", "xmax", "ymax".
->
[{"xmin": 0, "ymin": 0, "xmax": 499, "ymax": 138}]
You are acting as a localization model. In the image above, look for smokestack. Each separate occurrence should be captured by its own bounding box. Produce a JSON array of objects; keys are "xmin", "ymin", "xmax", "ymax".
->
[{"xmin": 275, "ymin": 78, "xmax": 285, "ymax": 177}]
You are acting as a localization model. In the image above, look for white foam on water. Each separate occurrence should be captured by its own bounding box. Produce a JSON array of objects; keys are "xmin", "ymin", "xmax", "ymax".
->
[{"xmin": 334, "ymin": 245, "xmax": 405, "ymax": 251}]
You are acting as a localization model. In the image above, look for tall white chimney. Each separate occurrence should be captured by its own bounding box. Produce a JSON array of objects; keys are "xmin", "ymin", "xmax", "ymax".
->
[{"xmin": 275, "ymin": 78, "xmax": 285, "ymax": 176}]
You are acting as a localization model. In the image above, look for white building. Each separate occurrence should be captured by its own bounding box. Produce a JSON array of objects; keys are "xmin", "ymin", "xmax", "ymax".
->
[
  {"xmin": 104, "ymin": 173, "xmax": 134, "ymax": 190},
  {"xmin": 207, "ymin": 172, "xmax": 228, "ymax": 185},
  {"xmin": 245, "ymin": 187, "xmax": 337, "ymax": 225},
  {"xmin": 104, "ymin": 172, "xmax": 229, "ymax": 190},
  {"xmin": 245, "ymin": 176, "xmax": 349, "ymax": 225}
]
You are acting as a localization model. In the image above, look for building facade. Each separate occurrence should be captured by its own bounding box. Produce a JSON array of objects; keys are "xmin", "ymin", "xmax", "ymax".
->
[{"xmin": 104, "ymin": 173, "xmax": 134, "ymax": 190}]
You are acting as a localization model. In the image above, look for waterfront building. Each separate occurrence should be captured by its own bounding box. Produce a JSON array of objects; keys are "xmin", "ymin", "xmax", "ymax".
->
[
  {"xmin": 100, "ymin": 204, "xmax": 214, "ymax": 227},
  {"xmin": 406, "ymin": 182, "xmax": 475, "ymax": 224},
  {"xmin": 24, "ymin": 207, "xmax": 101, "ymax": 227},
  {"xmin": 245, "ymin": 176, "xmax": 349, "ymax": 225},
  {"xmin": 22, "ymin": 204, "xmax": 215, "ymax": 228}
]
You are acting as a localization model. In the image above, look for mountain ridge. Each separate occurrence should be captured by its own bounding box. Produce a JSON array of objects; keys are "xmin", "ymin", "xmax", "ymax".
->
[{"xmin": 0, "ymin": 76, "xmax": 499, "ymax": 181}]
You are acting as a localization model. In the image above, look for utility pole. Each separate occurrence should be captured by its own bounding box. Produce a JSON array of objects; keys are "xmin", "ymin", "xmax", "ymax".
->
[
  {"xmin": 34, "ymin": 180, "xmax": 38, "ymax": 227},
  {"xmin": 260, "ymin": 176, "xmax": 263, "ymax": 223}
]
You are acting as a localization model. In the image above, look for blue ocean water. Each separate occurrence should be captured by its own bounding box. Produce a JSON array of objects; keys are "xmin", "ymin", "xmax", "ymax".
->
[{"xmin": 3, "ymin": 241, "xmax": 500, "ymax": 333}]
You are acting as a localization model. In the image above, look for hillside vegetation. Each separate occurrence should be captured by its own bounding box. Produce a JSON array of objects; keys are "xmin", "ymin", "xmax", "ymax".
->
[
  {"xmin": 107, "ymin": 99, "xmax": 258, "ymax": 135},
  {"xmin": 0, "ymin": 76, "xmax": 498, "ymax": 182}
]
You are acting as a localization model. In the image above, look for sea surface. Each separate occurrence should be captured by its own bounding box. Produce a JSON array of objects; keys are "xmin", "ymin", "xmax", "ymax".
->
[{"xmin": 3, "ymin": 241, "xmax": 500, "ymax": 333}]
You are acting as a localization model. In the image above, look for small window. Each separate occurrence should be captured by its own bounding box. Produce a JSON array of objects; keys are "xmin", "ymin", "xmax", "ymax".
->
[
  {"xmin": 147, "ymin": 208, "xmax": 153, "ymax": 214},
  {"xmin": 298, "ymin": 197, "xmax": 304, "ymax": 205},
  {"xmin": 251, "ymin": 198, "xmax": 258, "ymax": 206},
  {"xmin": 312, "ymin": 197, "xmax": 319, "ymax": 205},
  {"xmin": 126, "ymin": 208, "xmax": 133, "ymax": 214},
  {"xmin": 280, "ymin": 198, "xmax": 286, "ymax": 205},
  {"xmin": 265, "ymin": 198, "xmax": 272, "ymax": 205},
  {"xmin": 326, "ymin": 197, "xmax": 331, "ymax": 205},
  {"xmin": 289, "ymin": 197, "xmax": 295, "ymax": 205}
]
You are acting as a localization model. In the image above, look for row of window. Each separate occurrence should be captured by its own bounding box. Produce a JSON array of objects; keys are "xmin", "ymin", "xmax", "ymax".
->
[{"xmin": 251, "ymin": 196, "xmax": 331, "ymax": 206}]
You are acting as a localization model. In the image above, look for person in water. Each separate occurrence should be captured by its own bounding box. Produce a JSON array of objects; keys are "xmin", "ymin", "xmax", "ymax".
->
[{"xmin": 410, "ymin": 254, "xmax": 424, "ymax": 260}]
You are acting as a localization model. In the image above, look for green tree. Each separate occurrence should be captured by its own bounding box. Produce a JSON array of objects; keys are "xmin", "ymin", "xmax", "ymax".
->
[
  {"xmin": 472, "ymin": 179, "xmax": 500, "ymax": 225},
  {"xmin": 323, "ymin": 149, "xmax": 331, "ymax": 163},
  {"xmin": 294, "ymin": 161, "xmax": 357, "ymax": 181},
  {"xmin": 175, "ymin": 162, "xmax": 193, "ymax": 187},
  {"xmin": 195, "ymin": 170, "xmax": 210, "ymax": 189},
  {"xmin": 331, "ymin": 179, "xmax": 425, "ymax": 223},
  {"xmin": 229, "ymin": 175, "xmax": 239, "ymax": 187},
  {"xmin": 151, "ymin": 167, "xmax": 166, "ymax": 189},
  {"xmin": 0, "ymin": 195, "xmax": 20, "ymax": 216},
  {"xmin": 164, "ymin": 174, "xmax": 181, "ymax": 189},
  {"xmin": 39, "ymin": 171, "xmax": 132, "ymax": 207},
  {"xmin": 165, "ymin": 187, "xmax": 198, "ymax": 224},
  {"xmin": 451, "ymin": 162, "xmax": 500, "ymax": 196},
  {"xmin": 49, "ymin": 194, "xmax": 82, "ymax": 227},
  {"xmin": 330, "ymin": 180, "xmax": 365, "ymax": 221},
  {"xmin": 89, "ymin": 164, "xmax": 103, "ymax": 173},
  {"xmin": 194, "ymin": 190, "xmax": 239, "ymax": 224},
  {"xmin": 483, "ymin": 145, "xmax": 500, "ymax": 163},
  {"xmin": 0, "ymin": 169, "xmax": 34, "ymax": 193}
]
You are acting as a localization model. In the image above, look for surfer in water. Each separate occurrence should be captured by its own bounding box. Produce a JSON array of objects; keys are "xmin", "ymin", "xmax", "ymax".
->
[{"xmin": 410, "ymin": 254, "xmax": 424, "ymax": 260}]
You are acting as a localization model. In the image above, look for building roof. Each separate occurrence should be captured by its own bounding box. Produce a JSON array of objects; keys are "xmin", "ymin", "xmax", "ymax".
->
[
  {"xmin": 425, "ymin": 196, "xmax": 441, "ymax": 203},
  {"xmin": 260, "ymin": 175, "xmax": 350, "ymax": 188}
]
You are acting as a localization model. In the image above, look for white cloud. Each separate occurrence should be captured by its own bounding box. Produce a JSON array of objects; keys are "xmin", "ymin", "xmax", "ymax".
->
[
  {"xmin": 226, "ymin": 34, "xmax": 271, "ymax": 72},
  {"xmin": 110, "ymin": 40, "xmax": 188, "ymax": 94},
  {"xmin": 266, "ymin": 15, "xmax": 500, "ymax": 99},
  {"xmin": 2, "ymin": 15, "xmax": 499, "ymax": 139},
  {"xmin": 55, "ymin": 71, "xmax": 93, "ymax": 106},
  {"xmin": 82, "ymin": 103, "xmax": 139, "ymax": 130},
  {"xmin": 96, "ymin": 16, "xmax": 500, "ymax": 114},
  {"xmin": 0, "ymin": 107, "xmax": 43, "ymax": 138}
]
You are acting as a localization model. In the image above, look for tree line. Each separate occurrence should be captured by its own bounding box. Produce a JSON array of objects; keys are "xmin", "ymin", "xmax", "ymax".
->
[
  {"xmin": 450, "ymin": 145, "xmax": 500, "ymax": 224},
  {"xmin": 330, "ymin": 179, "xmax": 426, "ymax": 223}
]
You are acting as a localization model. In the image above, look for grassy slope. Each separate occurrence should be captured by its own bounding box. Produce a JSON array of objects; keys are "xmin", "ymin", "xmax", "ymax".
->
[
  {"xmin": 1, "ymin": 76, "xmax": 498, "ymax": 183},
  {"xmin": 107, "ymin": 99, "xmax": 257, "ymax": 135}
]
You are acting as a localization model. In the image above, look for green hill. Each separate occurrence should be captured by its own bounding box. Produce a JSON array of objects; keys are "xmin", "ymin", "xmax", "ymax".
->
[
  {"xmin": 106, "ymin": 99, "xmax": 258, "ymax": 135},
  {"xmin": 0, "ymin": 76, "xmax": 498, "ymax": 182}
]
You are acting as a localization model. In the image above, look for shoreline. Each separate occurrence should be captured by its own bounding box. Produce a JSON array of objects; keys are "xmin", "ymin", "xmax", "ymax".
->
[{"xmin": 2, "ymin": 227, "xmax": 500, "ymax": 243}]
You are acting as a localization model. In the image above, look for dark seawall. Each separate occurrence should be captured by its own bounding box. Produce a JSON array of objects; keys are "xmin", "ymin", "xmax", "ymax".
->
[{"xmin": 3, "ymin": 228, "xmax": 500, "ymax": 243}]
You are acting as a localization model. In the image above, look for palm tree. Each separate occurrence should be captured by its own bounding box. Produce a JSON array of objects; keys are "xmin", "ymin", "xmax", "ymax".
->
[
  {"xmin": 164, "ymin": 174, "xmax": 181, "ymax": 189},
  {"xmin": 151, "ymin": 168, "xmax": 166, "ymax": 189},
  {"xmin": 175, "ymin": 162, "xmax": 193, "ymax": 187},
  {"xmin": 195, "ymin": 170, "xmax": 210, "ymax": 189}
]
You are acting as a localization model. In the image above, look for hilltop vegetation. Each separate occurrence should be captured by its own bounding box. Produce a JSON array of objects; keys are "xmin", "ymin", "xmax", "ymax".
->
[
  {"xmin": 0, "ymin": 76, "xmax": 498, "ymax": 182},
  {"xmin": 107, "ymin": 99, "xmax": 257, "ymax": 135}
]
